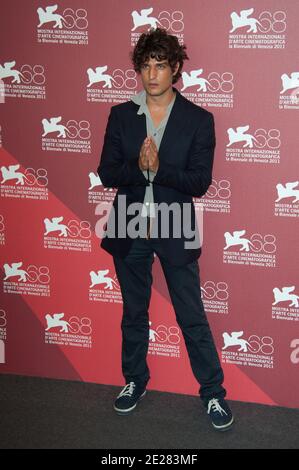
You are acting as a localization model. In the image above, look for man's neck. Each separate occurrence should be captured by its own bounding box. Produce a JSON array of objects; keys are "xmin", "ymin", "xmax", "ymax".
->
[{"xmin": 145, "ymin": 87, "xmax": 176, "ymax": 110}]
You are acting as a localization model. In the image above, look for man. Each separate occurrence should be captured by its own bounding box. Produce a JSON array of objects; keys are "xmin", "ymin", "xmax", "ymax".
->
[{"xmin": 97, "ymin": 28, "xmax": 234, "ymax": 431}]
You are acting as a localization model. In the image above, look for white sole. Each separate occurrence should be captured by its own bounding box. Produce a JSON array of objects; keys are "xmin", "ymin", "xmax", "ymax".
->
[{"xmin": 212, "ymin": 416, "xmax": 234, "ymax": 431}]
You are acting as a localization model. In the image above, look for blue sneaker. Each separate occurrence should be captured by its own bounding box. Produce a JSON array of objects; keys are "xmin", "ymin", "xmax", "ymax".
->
[
  {"xmin": 206, "ymin": 398, "xmax": 234, "ymax": 431},
  {"xmin": 114, "ymin": 382, "xmax": 147, "ymax": 415}
]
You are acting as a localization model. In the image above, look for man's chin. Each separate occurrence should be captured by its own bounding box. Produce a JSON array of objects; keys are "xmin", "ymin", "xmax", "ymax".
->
[
  {"xmin": 146, "ymin": 87, "xmax": 161, "ymax": 94},
  {"xmin": 144, "ymin": 84, "xmax": 173, "ymax": 96}
]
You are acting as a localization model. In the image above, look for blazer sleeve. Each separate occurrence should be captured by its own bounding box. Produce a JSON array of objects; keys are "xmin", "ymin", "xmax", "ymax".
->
[
  {"xmin": 153, "ymin": 112, "xmax": 216, "ymax": 197},
  {"xmin": 97, "ymin": 106, "xmax": 149, "ymax": 188}
]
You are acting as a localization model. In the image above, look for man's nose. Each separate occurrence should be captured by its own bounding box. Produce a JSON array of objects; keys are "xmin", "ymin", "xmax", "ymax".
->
[{"xmin": 149, "ymin": 67, "xmax": 157, "ymax": 80}]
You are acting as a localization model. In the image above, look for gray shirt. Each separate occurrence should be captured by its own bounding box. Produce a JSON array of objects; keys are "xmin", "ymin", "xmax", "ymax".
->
[{"xmin": 131, "ymin": 89, "xmax": 176, "ymax": 218}]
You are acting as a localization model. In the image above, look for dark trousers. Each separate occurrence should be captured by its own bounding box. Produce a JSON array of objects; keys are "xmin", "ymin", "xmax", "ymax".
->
[{"xmin": 112, "ymin": 235, "xmax": 226, "ymax": 404}]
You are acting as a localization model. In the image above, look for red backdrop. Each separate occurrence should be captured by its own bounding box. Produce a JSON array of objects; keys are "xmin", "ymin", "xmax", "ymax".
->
[{"xmin": 1, "ymin": 0, "xmax": 299, "ymax": 408}]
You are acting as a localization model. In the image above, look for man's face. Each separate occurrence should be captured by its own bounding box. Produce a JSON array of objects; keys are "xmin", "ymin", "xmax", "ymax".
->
[{"xmin": 140, "ymin": 57, "xmax": 179, "ymax": 97}]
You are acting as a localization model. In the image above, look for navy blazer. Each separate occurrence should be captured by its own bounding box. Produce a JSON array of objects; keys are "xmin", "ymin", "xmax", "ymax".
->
[{"xmin": 97, "ymin": 86, "xmax": 216, "ymax": 266}]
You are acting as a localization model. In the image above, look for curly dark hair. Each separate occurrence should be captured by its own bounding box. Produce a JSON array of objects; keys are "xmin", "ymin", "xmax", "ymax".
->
[{"xmin": 130, "ymin": 27, "xmax": 189, "ymax": 84}]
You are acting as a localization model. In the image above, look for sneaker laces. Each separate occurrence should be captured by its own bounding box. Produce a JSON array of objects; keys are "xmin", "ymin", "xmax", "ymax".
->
[
  {"xmin": 118, "ymin": 382, "xmax": 136, "ymax": 398},
  {"xmin": 207, "ymin": 398, "xmax": 228, "ymax": 416}
]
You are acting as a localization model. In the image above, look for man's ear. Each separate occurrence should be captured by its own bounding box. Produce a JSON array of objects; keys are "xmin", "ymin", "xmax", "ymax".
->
[{"xmin": 173, "ymin": 62, "xmax": 180, "ymax": 76}]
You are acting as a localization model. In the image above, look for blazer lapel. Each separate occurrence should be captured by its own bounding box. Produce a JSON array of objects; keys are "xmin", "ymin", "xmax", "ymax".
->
[
  {"xmin": 158, "ymin": 87, "xmax": 188, "ymax": 163},
  {"xmin": 134, "ymin": 112, "xmax": 147, "ymax": 150}
]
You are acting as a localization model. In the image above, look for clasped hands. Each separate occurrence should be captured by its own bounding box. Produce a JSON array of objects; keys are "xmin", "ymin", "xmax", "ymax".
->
[{"xmin": 139, "ymin": 136, "xmax": 159, "ymax": 173}]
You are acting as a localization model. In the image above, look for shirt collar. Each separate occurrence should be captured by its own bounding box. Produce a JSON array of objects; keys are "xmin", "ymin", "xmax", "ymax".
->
[{"xmin": 131, "ymin": 89, "xmax": 176, "ymax": 116}]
